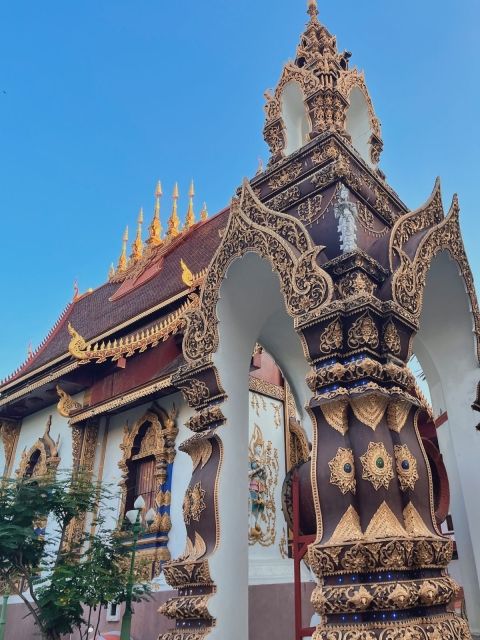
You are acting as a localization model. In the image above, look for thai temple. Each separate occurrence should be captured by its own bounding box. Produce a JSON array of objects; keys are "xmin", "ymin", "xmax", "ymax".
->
[{"xmin": 1, "ymin": 2, "xmax": 480, "ymax": 639}]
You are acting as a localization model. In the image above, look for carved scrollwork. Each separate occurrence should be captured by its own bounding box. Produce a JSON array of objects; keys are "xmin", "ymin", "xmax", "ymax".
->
[
  {"xmin": 183, "ymin": 180, "xmax": 334, "ymax": 362},
  {"xmin": 347, "ymin": 313, "xmax": 379, "ymax": 350},
  {"xmin": 16, "ymin": 415, "xmax": 60, "ymax": 478}
]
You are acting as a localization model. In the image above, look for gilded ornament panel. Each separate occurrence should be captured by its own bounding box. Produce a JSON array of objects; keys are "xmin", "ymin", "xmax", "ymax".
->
[
  {"xmin": 347, "ymin": 313, "xmax": 379, "ymax": 350},
  {"xmin": 328, "ymin": 448, "xmax": 356, "ymax": 494},
  {"xmin": 360, "ymin": 442, "xmax": 394, "ymax": 490},
  {"xmin": 394, "ymin": 444, "xmax": 419, "ymax": 491}
]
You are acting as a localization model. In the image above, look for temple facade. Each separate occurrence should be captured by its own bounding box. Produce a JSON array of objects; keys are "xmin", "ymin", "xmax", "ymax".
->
[{"xmin": 1, "ymin": 2, "xmax": 480, "ymax": 639}]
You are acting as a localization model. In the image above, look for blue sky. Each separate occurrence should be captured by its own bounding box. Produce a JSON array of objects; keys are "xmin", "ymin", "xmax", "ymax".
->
[{"xmin": 0, "ymin": 0, "xmax": 479, "ymax": 380}]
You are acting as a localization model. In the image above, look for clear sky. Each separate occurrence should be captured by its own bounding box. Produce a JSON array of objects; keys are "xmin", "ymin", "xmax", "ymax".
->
[{"xmin": 0, "ymin": 0, "xmax": 479, "ymax": 380}]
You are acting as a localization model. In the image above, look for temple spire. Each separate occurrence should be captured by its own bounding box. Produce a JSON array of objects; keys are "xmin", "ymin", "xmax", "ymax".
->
[
  {"xmin": 147, "ymin": 180, "xmax": 163, "ymax": 246},
  {"xmin": 184, "ymin": 180, "xmax": 195, "ymax": 230},
  {"xmin": 307, "ymin": 0, "xmax": 318, "ymax": 17},
  {"xmin": 130, "ymin": 207, "xmax": 144, "ymax": 262},
  {"xmin": 117, "ymin": 226, "xmax": 129, "ymax": 272},
  {"xmin": 200, "ymin": 202, "xmax": 208, "ymax": 221},
  {"xmin": 166, "ymin": 183, "xmax": 180, "ymax": 240}
]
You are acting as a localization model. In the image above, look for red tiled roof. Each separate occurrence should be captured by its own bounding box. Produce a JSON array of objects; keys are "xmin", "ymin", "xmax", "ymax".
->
[{"xmin": 1, "ymin": 209, "xmax": 229, "ymax": 387}]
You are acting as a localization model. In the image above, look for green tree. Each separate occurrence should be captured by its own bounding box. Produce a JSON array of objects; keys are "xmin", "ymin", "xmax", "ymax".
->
[{"xmin": 0, "ymin": 471, "xmax": 150, "ymax": 640}]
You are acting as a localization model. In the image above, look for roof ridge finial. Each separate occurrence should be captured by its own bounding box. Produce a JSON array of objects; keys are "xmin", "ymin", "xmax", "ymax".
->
[
  {"xmin": 166, "ymin": 183, "xmax": 181, "ymax": 240},
  {"xmin": 184, "ymin": 179, "xmax": 195, "ymax": 230},
  {"xmin": 117, "ymin": 226, "xmax": 129, "ymax": 272},
  {"xmin": 200, "ymin": 201, "xmax": 208, "ymax": 221},
  {"xmin": 147, "ymin": 180, "xmax": 163, "ymax": 246},
  {"xmin": 130, "ymin": 207, "xmax": 144, "ymax": 262},
  {"xmin": 307, "ymin": 0, "xmax": 319, "ymax": 20}
]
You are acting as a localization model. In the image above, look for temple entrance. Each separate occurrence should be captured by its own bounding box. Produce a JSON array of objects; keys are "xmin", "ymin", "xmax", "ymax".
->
[
  {"xmin": 413, "ymin": 251, "xmax": 480, "ymax": 633},
  {"xmin": 210, "ymin": 252, "xmax": 313, "ymax": 640}
]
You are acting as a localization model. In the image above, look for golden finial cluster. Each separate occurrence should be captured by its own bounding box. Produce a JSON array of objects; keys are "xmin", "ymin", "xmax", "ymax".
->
[{"xmin": 110, "ymin": 180, "xmax": 209, "ymax": 281}]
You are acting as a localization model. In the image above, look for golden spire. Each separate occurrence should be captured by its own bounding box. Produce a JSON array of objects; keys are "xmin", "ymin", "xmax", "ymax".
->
[
  {"xmin": 108, "ymin": 263, "xmax": 115, "ymax": 279},
  {"xmin": 200, "ymin": 202, "xmax": 208, "ymax": 221},
  {"xmin": 117, "ymin": 226, "xmax": 129, "ymax": 272},
  {"xmin": 130, "ymin": 208, "xmax": 144, "ymax": 262},
  {"xmin": 307, "ymin": 0, "xmax": 319, "ymax": 19},
  {"xmin": 184, "ymin": 180, "xmax": 195, "ymax": 230},
  {"xmin": 147, "ymin": 180, "xmax": 163, "ymax": 246},
  {"xmin": 166, "ymin": 183, "xmax": 180, "ymax": 240}
]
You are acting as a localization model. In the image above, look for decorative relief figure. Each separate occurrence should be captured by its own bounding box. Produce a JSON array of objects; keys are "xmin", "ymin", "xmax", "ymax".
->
[
  {"xmin": 394, "ymin": 444, "xmax": 419, "ymax": 491},
  {"xmin": 360, "ymin": 441, "xmax": 394, "ymax": 491},
  {"xmin": 183, "ymin": 482, "xmax": 207, "ymax": 525},
  {"xmin": 328, "ymin": 448, "xmax": 356, "ymax": 494},
  {"xmin": 347, "ymin": 312, "xmax": 379, "ymax": 350},
  {"xmin": 319, "ymin": 319, "xmax": 343, "ymax": 354},
  {"xmin": 248, "ymin": 424, "xmax": 279, "ymax": 546},
  {"xmin": 333, "ymin": 184, "xmax": 358, "ymax": 253},
  {"xmin": 383, "ymin": 321, "xmax": 401, "ymax": 356}
]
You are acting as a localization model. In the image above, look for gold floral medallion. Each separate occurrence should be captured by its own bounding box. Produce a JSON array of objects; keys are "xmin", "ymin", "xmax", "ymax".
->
[
  {"xmin": 360, "ymin": 442, "xmax": 394, "ymax": 490},
  {"xmin": 328, "ymin": 448, "xmax": 356, "ymax": 494},
  {"xmin": 394, "ymin": 444, "xmax": 419, "ymax": 491}
]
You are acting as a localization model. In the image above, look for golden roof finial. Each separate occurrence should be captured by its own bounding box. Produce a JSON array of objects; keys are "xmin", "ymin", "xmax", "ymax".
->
[
  {"xmin": 130, "ymin": 208, "xmax": 144, "ymax": 262},
  {"xmin": 200, "ymin": 202, "xmax": 208, "ymax": 221},
  {"xmin": 307, "ymin": 0, "xmax": 318, "ymax": 19},
  {"xmin": 184, "ymin": 179, "xmax": 195, "ymax": 230},
  {"xmin": 117, "ymin": 226, "xmax": 129, "ymax": 272},
  {"xmin": 73, "ymin": 279, "xmax": 79, "ymax": 300},
  {"xmin": 166, "ymin": 183, "xmax": 181, "ymax": 240},
  {"xmin": 147, "ymin": 181, "xmax": 163, "ymax": 246},
  {"xmin": 27, "ymin": 341, "xmax": 33, "ymax": 359},
  {"xmin": 180, "ymin": 259, "xmax": 194, "ymax": 287},
  {"xmin": 108, "ymin": 263, "xmax": 115, "ymax": 279}
]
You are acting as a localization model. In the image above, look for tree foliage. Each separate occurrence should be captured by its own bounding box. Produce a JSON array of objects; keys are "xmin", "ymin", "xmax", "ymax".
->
[{"xmin": 0, "ymin": 471, "xmax": 150, "ymax": 640}]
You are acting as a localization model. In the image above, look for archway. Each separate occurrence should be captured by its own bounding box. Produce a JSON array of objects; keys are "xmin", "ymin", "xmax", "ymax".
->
[
  {"xmin": 209, "ymin": 252, "xmax": 313, "ymax": 639},
  {"xmin": 413, "ymin": 251, "xmax": 480, "ymax": 632}
]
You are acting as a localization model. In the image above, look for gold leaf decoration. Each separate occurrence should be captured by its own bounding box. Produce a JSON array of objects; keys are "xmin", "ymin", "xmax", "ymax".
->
[
  {"xmin": 364, "ymin": 501, "xmax": 407, "ymax": 539},
  {"xmin": 403, "ymin": 502, "xmax": 432, "ymax": 537},
  {"xmin": 383, "ymin": 321, "xmax": 401, "ymax": 355},
  {"xmin": 328, "ymin": 505, "xmax": 363, "ymax": 544},
  {"xmin": 320, "ymin": 399, "xmax": 349, "ymax": 435},
  {"xmin": 351, "ymin": 394, "xmax": 388, "ymax": 431},
  {"xmin": 394, "ymin": 444, "xmax": 419, "ymax": 491},
  {"xmin": 319, "ymin": 319, "xmax": 343, "ymax": 354},
  {"xmin": 347, "ymin": 313, "xmax": 379, "ymax": 350},
  {"xmin": 360, "ymin": 442, "xmax": 394, "ymax": 490},
  {"xmin": 328, "ymin": 448, "xmax": 356, "ymax": 495},
  {"xmin": 387, "ymin": 400, "xmax": 411, "ymax": 433}
]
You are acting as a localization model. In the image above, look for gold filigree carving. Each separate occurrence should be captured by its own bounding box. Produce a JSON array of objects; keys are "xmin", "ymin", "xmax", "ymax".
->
[
  {"xmin": 403, "ymin": 502, "xmax": 432, "ymax": 537},
  {"xmin": 337, "ymin": 271, "xmax": 376, "ymax": 299},
  {"xmin": 185, "ymin": 406, "xmax": 226, "ymax": 433},
  {"xmin": 268, "ymin": 161, "xmax": 303, "ymax": 189},
  {"xmin": 159, "ymin": 594, "xmax": 213, "ymax": 621},
  {"xmin": 279, "ymin": 528, "xmax": 288, "ymax": 559},
  {"xmin": 248, "ymin": 376, "xmax": 285, "ymax": 400},
  {"xmin": 297, "ymin": 194, "xmax": 324, "ymax": 225},
  {"xmin": 248, "ymin": 424, "xmax": 279, "ymax": 547},
  {"xmin": 288, "ymin": 418, "xmax": 311, "ymax": 467},
  {"xmin": 55, "ymin": 385, "xmax": 82, "ymax": 417},
  {"xmin": 387, "ymin": 399, "xmax": 411, "ymax": 433},
  {"xmin": 319, "ymin": 319, "xmax": 343, "ymax": 354},
  {"xmin": 394, "ymin": 444, "xmax": 419, "ymax": 491},
  {"xmin": 183, "ymin": 482, "xmax": 207, "ymax": 525},
  {"xmin": 328, "ymin": 506, "xmax": 363, "ymax": 544},
  {"xmin": 383, "ymin": 321, "xmax": 401, "ymax": 355},
  {"xmin": 351, "ymin": 394, "xmax": 388, "ymax": 431},
  {"xmin": 328, "ymin": 448, "xmax": 356, "ymax": 495},
  {"xmin": 183, "ymin": 180, "xmax": 334, "ymax": 362},
  {"xmin": 364, "ymin": 501, "xmax": 407, "ymax": 539},
  {"xmin": 360, "ymin": 442, "xmax": 394, "ymax": 490},
  {"xmin": 347, "ymin": 313, "xmax": 379, "ymax": 350},
  {"xmin": 266, "ymin": 185, "xmax": 301, "ymax": 211},
  {"xmin": 320, "ymin": 399, "xmax": 349, "ymax": 435},
  {"xmin": 177, "ymin": 379, "xmax": 210, "ymax": 406},
  {"xmin": 186, "ymin": 437, "xmax": 213, "ymax": 472}
]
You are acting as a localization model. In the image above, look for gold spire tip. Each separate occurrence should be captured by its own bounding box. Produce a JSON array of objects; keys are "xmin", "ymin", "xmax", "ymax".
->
[
  {"xmin": 189, "ymin": 179, "xmax": 195, "ymax": 198},
  {"xmin": 123, "ymin": 226, "xmax": 129, "ymax": 242},
  {"xmin": 155, "ymin": 180, "xmax": 163, "ymax": 198},
  {"xmin": 173, "ymin": 182, "xmax": 179, "ymax": 199},
  {"xmin": 138, "ymin": 207, "xmax": 144, "ymax": 224},
  {"xmin": 201, "ymin": 202, "xmax": 208, "ymax": 221},
  {"xmin": 307, "ymin": 0, "xmax": 318, "ymax": 18}
]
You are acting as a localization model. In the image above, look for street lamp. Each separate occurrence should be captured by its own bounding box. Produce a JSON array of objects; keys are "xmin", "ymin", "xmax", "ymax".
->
[{"xmin": 119, "ymin": 495, "xmax": 156, "ymax": 640}]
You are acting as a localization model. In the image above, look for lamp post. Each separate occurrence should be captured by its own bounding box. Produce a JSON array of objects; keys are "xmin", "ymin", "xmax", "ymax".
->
[{"xmin": 120, "ymin": 495, "xmax": 156, "ymax": 640}]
